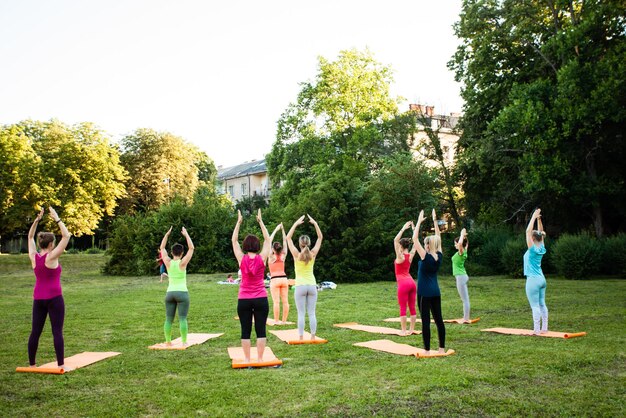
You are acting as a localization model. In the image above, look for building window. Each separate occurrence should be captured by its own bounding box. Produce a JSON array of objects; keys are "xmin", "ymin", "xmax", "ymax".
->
[
  {"xmin": 241, "ymin": 183, "xmax": 247, "ymax": 196},
  {"xmin": 228, "ymin": 185, "xmax": 234, "ymax": 197}
]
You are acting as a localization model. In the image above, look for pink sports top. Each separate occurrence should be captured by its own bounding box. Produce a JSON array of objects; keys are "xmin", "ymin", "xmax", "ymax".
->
[
  {"xmin": 269, "ymin": 254, "xmax": 287, "ymax": 278},
  {"xmin": 33, "ymin": 253, "xmax": 62, "ymax": 300},
  {"xmin": 238, "ymin": 254, "xmax": 268, "ymax": 299},
  {"xmin": 394, "ymin": 253, "xmax": 413, "ymax": 282}
]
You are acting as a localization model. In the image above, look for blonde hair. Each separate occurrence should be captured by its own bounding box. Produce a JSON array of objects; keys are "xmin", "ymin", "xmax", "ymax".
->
[
  {"xmin": 424, "ymin": 235, "xmax": 442, "ymax": 253},
  {"xmin": 298, "ymin": 235, "xmax": 312, "ymax": 264}
]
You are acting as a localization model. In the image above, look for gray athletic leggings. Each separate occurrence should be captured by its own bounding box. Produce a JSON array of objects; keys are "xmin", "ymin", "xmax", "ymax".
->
[
  {"xmin": 455, "ymin": 275, "xmax": 470, "ymax": 320},
  {"xmin": 295, "ymin": 285, "xmax": 318, "ymax": 336}
]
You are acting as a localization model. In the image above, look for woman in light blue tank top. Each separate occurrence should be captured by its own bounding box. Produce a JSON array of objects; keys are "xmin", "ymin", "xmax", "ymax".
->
[{"xmin": 524, "ymin": 208, "xmax": 548, "ymax": 335}]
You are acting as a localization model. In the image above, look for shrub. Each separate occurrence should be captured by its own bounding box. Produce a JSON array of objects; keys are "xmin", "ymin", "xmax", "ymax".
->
[
  {"xmin": 104, "ymin": 188, "xmax": 238, "ymax": 276},
  {"xmin": 500, "ymin": 237, "xmax": 527, "ymax": 278},
  {"xmin": 66, "ymin": 248, "xmax": 81, "ymax": 254},
  {"xmin": 552, "ymin": 233, "xmax": 602, "ymax": 279},
  {"xmin": 600, "ymin": 234, "xmax": 626, "ymax": 277},
  {"xmin": 85, "ymin": 247, "xmax": 104, "ymax": 254}
]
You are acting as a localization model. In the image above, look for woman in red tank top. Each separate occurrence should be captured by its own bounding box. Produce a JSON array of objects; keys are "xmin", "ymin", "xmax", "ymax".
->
[
  {"xmin": 393, "ymin": 221, "xmax": 419, "ymax": 336},
  {"xmin": 268, "ymin": 223, "xmax": 289, "ymax": 324}
]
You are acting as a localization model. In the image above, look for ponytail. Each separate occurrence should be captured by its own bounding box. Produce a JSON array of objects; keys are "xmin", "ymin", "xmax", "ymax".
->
[{"xmin": 298, "ymin": 235, "xmax": 312, "ymax": 264}]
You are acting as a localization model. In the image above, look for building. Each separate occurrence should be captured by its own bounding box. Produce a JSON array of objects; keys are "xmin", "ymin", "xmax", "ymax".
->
[
  {"xmin": 216, "ymin": 159, "xmax": 270, "ymax": 202},
  {"xmin": 409, "ymin": 103, "xmax": 462, "ymax": 167}
]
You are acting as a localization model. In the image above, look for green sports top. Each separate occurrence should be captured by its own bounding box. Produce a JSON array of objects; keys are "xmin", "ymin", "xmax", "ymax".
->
[
  {"xmin": 451, "ymin": 251, "xmax": 468, "ymax": 276},
  {"xmin": 166, "ymin": 260, "xmax": 188, "ymax": 292},
  {"xmin": 294, "ymin": 258, "xmax": 316, "ymax": 286}
]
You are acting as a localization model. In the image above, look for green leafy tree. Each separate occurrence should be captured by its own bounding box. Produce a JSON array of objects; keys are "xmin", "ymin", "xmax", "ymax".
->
[
  {"xmin": 450, "ymin": 0, "xmax": 626, "ymax": 236},
  {"xmin": 0, "ymin": 120, "xmax": 127, "ymax": 237},
  {"xmin": 119, "ymin": 129, "xmax": 216, "ymax": 214}
]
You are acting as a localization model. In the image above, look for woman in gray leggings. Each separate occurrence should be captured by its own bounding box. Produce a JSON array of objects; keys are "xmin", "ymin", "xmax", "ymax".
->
[
  {"xmin": 451, "ymin": 228, "xmax": 471, "ymax": 322},
  {"xmin": 286, "ymin": 215, "xmax": 323, "ymax": 341}
]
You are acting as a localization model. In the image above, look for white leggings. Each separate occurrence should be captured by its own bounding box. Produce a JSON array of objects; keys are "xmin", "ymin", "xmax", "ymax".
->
[
  {"xmin": 295, "ymin": 285, "xmax": 318, "ymax": 336},
  {"xmin": 455, "ymin": 275, "xmax": 470, "ymax": 321}
]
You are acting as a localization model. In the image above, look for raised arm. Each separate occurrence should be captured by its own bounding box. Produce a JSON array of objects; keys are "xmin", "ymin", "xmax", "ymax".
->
[
  {"xmin": 281, "ymin": 224, "xmax": 287, "ymax": 257},
  {"xmin": 160, "ymin": 226, "xmax": 173, "ymax": 269},
  {"xmin": 537, "ymin": 213, "xmax": 544, "ymax": 234},
  {"xmin": 432, "ymin": 208, "xmax": 441, "ymax": 237},
  {"xmin": 307, "ymin": 215, "xmax": 323, "ymax": 256},
  {"xmin": 47, "ymin": 207, "xmax": 71, "ymax": 262},
  {"xmin": 394, "ymin": 221, "xmax": 413, "ymax": 261},
  {"xmin": 28, "ymin": 208, "xmax": 45, "ymax": 267},
  {"xmin": 412, "ymin": 210, "xmax": 427, "ymax": 260},
  {"xmin": 257, "ymin": 209, "xmax": 271, "ymax": 262},
  {"xmin": 526, "ymin": 208, "xmax": 540, "ymax": 248},
  {"xmin": 457, "ymin": 228, "xmax": 467, "ymax": 255},
  {"xmin": 232, "ymin": 210, "xmax": 244, "ymax": 265},
  {"xmin": 180, "ymin": 227, "xmax": 195, "ymax": 269},
  {"xmin": 286, "ymin": 215, "xmax": 305, "ymax": 258}
]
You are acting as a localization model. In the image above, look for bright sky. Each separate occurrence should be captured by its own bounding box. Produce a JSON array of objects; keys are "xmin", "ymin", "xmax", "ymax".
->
[{"xmin": 0, "ymin": 0, "xmax": 464, "ymax": 167}]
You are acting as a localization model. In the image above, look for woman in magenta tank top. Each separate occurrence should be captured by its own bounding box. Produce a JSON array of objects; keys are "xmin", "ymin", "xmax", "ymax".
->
[
  {"xmin": 393, "ymin": 221, "xmax": 419, "ymax": 335},
  {"xmin": 26, "ymin": 207, "xmax": 71, "ymax": 370},
  {"xmin": 232, "ymin": 209, "xmax": 272, "ymax": 364}
]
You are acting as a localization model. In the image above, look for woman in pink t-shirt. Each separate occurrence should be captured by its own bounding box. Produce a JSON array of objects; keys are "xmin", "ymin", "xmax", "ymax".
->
[
  {"xmin": 26, "ymin": 207, "xmax": 71, "ymax": 370},
  {"xmin": 232, "ymin": 209, "xmax": 271, "ymax": 363}
]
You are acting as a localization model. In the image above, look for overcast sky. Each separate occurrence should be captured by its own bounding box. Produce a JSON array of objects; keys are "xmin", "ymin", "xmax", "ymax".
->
[{"xmin": 0, "ymin": 0, "xmax": 464, "ymax": 167}]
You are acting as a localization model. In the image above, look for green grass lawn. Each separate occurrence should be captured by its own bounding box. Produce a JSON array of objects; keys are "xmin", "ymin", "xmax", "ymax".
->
[{"xmin": 0, "ymin": 254, "xmax": 624, "ymax": 417}]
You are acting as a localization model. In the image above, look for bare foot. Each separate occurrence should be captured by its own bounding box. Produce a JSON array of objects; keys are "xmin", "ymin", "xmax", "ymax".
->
[
  {"xmin": 165, "ymin": 341, "xmax": 172, "ymax": 346},
  {"xmin": 299, "ymin": 335, "xmax": 304, "ymax": 341},
  {"xmin": 310, "ymin": 334, "xmax": 316, "ymax": 341},
  {"xmin": 540, "ymin": 329, "xmax": 549, "ymax": 334},
  {"xmin": 463, "ymin": 320, "xmax": 471, "ymax": 324},
  {"xmin": 423, "ymin": 350, "xmax": 430, "ymax": 356},
  {"xmin": 28, "ymin": 364, "xmax": 37, "ymax": 368},
  {"xmin": 409, "ymin": 329, "xmax": 415, "ymax": 334},
  {"xmin": 438, "ymin": 347, "xmax": 445, "ymax": 354},
  {"xmin": 182, "ymin": 342, "xmax": 188, "ymax": 348},
  {"xmin": 243, "ymin": 358, "xmax": 250, "ymax": 364},
  {"xmin": 258, "ymin": 357, "xmax": 264, "ymax": 363},
  {"xmin": 60, "ymin": 365, "xmax": 74, "ymax": 372}
]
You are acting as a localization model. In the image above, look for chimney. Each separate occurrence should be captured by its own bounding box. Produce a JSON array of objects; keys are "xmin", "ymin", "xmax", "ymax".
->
[
  {"xmin": 409, "ymin": 103, "xmax": 426, "ymax": 114},
  {"xmin": 425, "ymin": 106, "xmax": 435, "ymax": 117}
]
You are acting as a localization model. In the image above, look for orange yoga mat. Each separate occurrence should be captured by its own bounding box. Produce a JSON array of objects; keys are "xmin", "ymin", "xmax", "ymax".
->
[
  {"xmin": 353, "ymin": 340, "xmax": 455, "ymax": 358},
  {"xmin": 269, "ymin": 329, "xmax": 328, "ymax": 345},
  {"xmin": 334, "ymin": 322, "xmax": 421, "ymax": 336},
  {"xmin": 481, "ymin": 327, "xmax": 587, "ymax": 339},
  {"xmin": 234, "ymin": 316, "xmax": 294, "ymax": 326},
  {"xmin": 384, "ymin": 317, "xmax": 480, "ymax": 324},
  {"xmin": 149, "ymin": 333, "xmax": 224, "ymax": 350},
  {"xmin": 16, "ymin": 351, "xmax": 121, "ymax": 374},
  {"xmin": 228, "ymin": 346, "xmax": 283, "ymax": 368}
]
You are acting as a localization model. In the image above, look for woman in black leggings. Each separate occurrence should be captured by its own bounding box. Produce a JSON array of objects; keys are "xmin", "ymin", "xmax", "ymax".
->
[
  {"xmin": 413, "ymin": 209, "xmax": 446, "ymax": 354},
  {"xmin": 27, "ymin": 207, "xmax": 71, "ymax": 370}
]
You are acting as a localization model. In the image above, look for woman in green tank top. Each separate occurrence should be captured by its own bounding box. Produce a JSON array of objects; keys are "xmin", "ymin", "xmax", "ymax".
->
[{"xmin": 159, "ymin": 226, "xmax": 195, "ymax": 346}]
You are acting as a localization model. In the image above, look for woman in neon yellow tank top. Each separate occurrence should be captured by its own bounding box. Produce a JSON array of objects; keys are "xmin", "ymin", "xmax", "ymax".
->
[
  {"xmin": 159, "ymin": 226, "xmax": 195, "ymax": 346},
  {"xmin": 286, "ymin": 214, "xmax": 323, "ymax": 341}
]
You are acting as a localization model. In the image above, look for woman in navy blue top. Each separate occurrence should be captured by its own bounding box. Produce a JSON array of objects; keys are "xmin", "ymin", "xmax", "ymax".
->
[{"xmin": 414, "ymin": 209, "xmax": 446, "ymax": 354}]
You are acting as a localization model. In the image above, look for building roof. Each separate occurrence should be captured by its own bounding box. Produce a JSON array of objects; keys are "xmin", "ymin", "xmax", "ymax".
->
[{"xmin": 217, "ymin": 159, "xmax": 267, "ymax": 181}]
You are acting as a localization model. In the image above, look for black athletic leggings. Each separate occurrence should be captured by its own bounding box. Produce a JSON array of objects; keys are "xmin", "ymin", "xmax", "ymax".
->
[
  {"xmin": 28, "ymin": 295, "xmax": 65, "ymax": 366},
  {"xmin": 237, "ymin": 297, "xmax": 269, "ymax": 339},
  {"xmin": 418, "ymin": 295, "xmax": 446, "ymax": 351}
]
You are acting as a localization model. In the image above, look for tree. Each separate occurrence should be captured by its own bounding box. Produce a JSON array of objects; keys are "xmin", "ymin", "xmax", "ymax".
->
[
  {"xmin": 118, "ymin": 129, "xmax": 216, "ymax": 214},
  {"xmin": 0, "ymin": 120, "xmax": 127, "ymax": 237},
  {"xmin": 266, "ymin": 49, "xmax": 440, "ymax": 282},
  {"xmin": 450, "ymin": 0, "xmax": 626, "ymax": 236}
]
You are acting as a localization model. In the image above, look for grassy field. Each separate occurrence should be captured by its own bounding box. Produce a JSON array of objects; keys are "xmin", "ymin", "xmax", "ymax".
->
[{"xmin": 0, "ymin": 254, "xmax": 624, "ymax": 417}]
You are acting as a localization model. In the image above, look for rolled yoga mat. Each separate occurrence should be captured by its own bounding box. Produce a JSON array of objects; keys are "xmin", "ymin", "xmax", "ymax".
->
[
  {"xmin": 228, "ymin": 346, "xmax": 283, "ymax": 368},
  {"xmin": 16, "ymin": 351, "xmax": 121, "ymax": 374},
  {"xmin": 354, "ymin": 340, "xmax": 455, "ymax": 358},
  {"xmin": 481, "ymin": 327, "xmax": 586, "ymax": 339},
  {"xmin": 384, "ymin": 317, "xmax": 480, "ymax": 324},
  {"xmin": 149, "ymin": 333, "xmax": 224, "ymax": 350},
  {"xmin": 334, "ymin": 322, "xmax": 421, "ymax": 336},
  {"xmin": 269, "ymin": 329, "xmax": 328, "ymax": 344}
]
